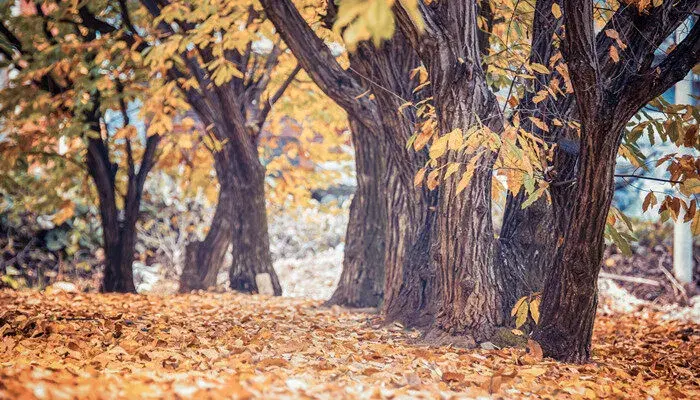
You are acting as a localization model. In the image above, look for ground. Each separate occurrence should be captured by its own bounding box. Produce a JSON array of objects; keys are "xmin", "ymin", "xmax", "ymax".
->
[{"xmin": 0, "ymin": 289, "xmax": 697, "ymax": 399}]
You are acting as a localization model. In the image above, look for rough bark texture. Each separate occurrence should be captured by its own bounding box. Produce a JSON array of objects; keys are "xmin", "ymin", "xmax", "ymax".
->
[
  {"xmin": 393, "ymin": 2, "xmax": 508, "ymax": 344},
  {"xmin": 326, "ymin": 118, "xmax": 386, "ymax": 308},
  {"xmin": 496, "ymin": 0, "xmax": 565, "ymax": 313},
  {"xmin": 496, "ymin": 0, "xmax": 699, "ymax": 318},
  {"xmin": 262, "ymin": 0, "xmax": 436, "ymax": 318},
  {"xmin": 533, "ymin": 128, "xmax": 619, "ymax": 362},
  {"xmin": 533, "ymin": 0, "xmax": 700, "ymax": 362},
  {"xmin": 350, "ymin": 37, "xmax": 436, "ymax": 328}
]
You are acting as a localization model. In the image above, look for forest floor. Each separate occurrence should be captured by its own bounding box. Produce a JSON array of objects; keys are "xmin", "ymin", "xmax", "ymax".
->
[{"xmin": 0, "ymin": 289, "xmax": 698, "ymax": 399}]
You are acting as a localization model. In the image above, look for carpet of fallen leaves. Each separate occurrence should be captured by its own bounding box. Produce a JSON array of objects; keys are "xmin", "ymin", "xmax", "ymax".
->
[{"xmin": 0, "ymin": 289, "xmax": 698, "ymax": 399}]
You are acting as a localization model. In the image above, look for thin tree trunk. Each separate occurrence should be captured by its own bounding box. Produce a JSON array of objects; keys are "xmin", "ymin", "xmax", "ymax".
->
[
  {"xmin": 326, "ymin": 118, "xmax": 386, "ymax": 308},
  {"xmin": 179, "ymin": 182, "xmax": 234, "ymax": 292},
  {"xmin": 87, "ymin": 136, "xmax": 138, "ymax": 293}
]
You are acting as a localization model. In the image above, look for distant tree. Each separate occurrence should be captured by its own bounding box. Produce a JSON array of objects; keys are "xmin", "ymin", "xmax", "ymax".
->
[
  {"xmin": 0, "ymin": 1, "xmax": 160, "ymax": 293},
  {"xmin": 133, "ymin": 0, "xmax": 312, "ymax": 294}
]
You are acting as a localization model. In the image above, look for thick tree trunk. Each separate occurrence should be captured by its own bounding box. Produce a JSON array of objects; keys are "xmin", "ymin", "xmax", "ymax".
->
[
  {"xmin": 533, "ymin": 130, "xmax": 620, "ymax": 362},
  {"xmin": 497, "ymin": 137, "xmax": 578, "ymax": 316},
  {"xmin": 399, "ymin": 2, "xmax": 507, "ymax": 343},
  {"xmin": 179, "ymin": 182, "xmax": 234, "ymax": 292},
  {"xmin": 326, "ymin": 118, "xmax": 386, "ymax": 307},
  {"xmin": 426, "ymin": 87, "xmax": 505, "ymax": 346},
  {"xmin": 347, "ymin": 37, "xmax": 436, "ymax": 327},
  {"xmin": 228, "ymin": 161, "xmax": 282, "ymax": 296}
]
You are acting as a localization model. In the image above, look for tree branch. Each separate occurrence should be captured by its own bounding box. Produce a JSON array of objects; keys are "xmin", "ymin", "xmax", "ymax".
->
[
  {"xmin": 620, "ymin": 19, "xmax": 700, "ymax": 116},
  {"xmin": 553, "ymin": 173, "xmax": 684, "ymax": 187},
  {"xmin": 257, "ymin": 63, "xmax": 302, "ymax": 132},
  {"xmin": 561, "ymin": 0, "xmax": 601, "ymax": 126},
  {"xmin": 259, "ymin": 0, "xmax": 381, "ymax": 132}
]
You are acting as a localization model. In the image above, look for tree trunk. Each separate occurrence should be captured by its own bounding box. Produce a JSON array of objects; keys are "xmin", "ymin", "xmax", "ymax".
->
[
  {"xmin": 179, "ymin": 181, "xmax": 234, "ymax": 292},
  {"xmin": 347, "ymin": 37, "xmax": 437, "ymax": 327},
  {"xmin": 400, "ymin": 4, "xmax": 507, "ymax": 343},
  {"xmin": 497, "ymin": 137, "xmax": 578, "ymax": 317},
  {"xmin": 326, "ymin": 118, "xmax": 386, "ymax": 308},
  {"xmin": 533, "ymin": 129, "xmax": 620, "ymax": 362},
  {"xmin": 228, "ymin": 160, "xmax": 282, "ymax": 296},
  {"xmin": 426, "ymin": 86, "xmax": 505, "ymax": 346},
  {"xmin": 86, "ymin": 136, "xmax": 137, "ymax": 293},
  {"xmin": 88, "ymin": 133, "xmax": 158, "ymax": 294}
]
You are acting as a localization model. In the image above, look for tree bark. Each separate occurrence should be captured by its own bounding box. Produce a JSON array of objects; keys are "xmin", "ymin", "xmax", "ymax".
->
[
  {"xmin": 261, "ymin": 0, "xmax": 435, "ymax": 317},
  {"xmin": 532, "ymin": 128, "xmax": 620, "ymax": 362},
  {"xmin": 228, "ymin": 158, "xmax": 282, "ymax": 296},
  {"xmin": 326, "ymin": 118, "xmax": 386, "ymax": 308},
  {"xmin": 87, "ymin": 137, "xmax": 136, "ymax": 293},
  {"xmin": 87, "ymin": 130, "xmax": 159, "ymax": 294},
  {"xmin": 347, "ymin": 35, "xmax": 436, "ymax": 327},
  {"xmin": 426, "ymin": 86, "xmax": 504, "ymax": 345},
  {"xmin": 393, "ymin": 2, "xmax": 508, "ymax": 344},
  {"xmin": 532, "ymin": 0, "xmax": 700, "ymax": 362},
  {"xmin": 179, "ymin": 177, "xmax": 234, "ymax": 292}
]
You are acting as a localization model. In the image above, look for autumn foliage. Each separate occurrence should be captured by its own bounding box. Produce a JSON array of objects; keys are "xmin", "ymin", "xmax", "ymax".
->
[
  {"xmin": 1, "ymin": 289, "xmax": 698, "ymax": 399},
  {"xmin": 0, "ymin": 0, "xmax": 698, "ymax": 395}
]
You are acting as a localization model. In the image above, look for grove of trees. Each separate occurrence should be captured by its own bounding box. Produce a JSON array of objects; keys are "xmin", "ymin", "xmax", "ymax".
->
[{"xmin": 1, "ymin": 0, "xmax": 698, "ymax": 364}]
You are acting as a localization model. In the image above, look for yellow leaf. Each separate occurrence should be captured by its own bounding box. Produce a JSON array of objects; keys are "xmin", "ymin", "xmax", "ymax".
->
[
  {"xmin": 447, "ymin": 128, "xmax": 463, "ymax": 150},
  {"xmin": 413, "ymin": 130, "xmax": 433, "ymax": 151},
  {"xmin": 530, "ymin": 297, "xmax": 541, "ymax": 324},
  {"xmin": 455, "ymin": 170, "xmax": 471, "ymax": 195},
  {"xmin": 429, "ymin": 134, "xmax": 448, "ymax": 160},
  {"xmin": 398, "ymin": 101, "xmax": 413, "ymax": 113},
  {"xmin": 444, "ymin": 163, "xmax": 459, "ymax": 179},
  {"xmin": 414, "ymin": 167, "xmax": 426, "ymax": 187},
  {"xmin": 427, "ymin": 169, "xmax": 440, "ymax": 190},
  {"xmin": 528, "ymin": 116, "xmax": 550, "ymax": 132},
  {"xmin": 515, "ymin": 300, "xmax": 529, "ymax": 328},
  {"xmin": 532, "ymin": 90, "xmax": 548, "ymax": 104},
  {"xmin": 609, "ymin": 45, "xmax": 620, "ymax": 63},
  {"xmin": 530, "ymin": 63, "xmax": 550, "ymax": 75},
  {"xmin": 551, "ymin": 3, "xmax": 562, "ymax": 18},
  {"xmin": 511, "ymin": 296, "xmax": 527, "ymax": 317}
]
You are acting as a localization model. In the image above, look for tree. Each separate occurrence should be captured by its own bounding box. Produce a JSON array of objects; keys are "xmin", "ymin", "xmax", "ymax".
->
[
  {"xmin": 328, "ymin": 0, "xmax": 698, "ymax": 353},
  {"xmin": 136, "ymin": 0, "xmax": 305, "ymax": 294},
  {"xmin": 261, "ymin": 0, "xmax": 415, "ymax": 310},
  {"xmin": 0, "ymin": 0, "xmax": 160, "ymax": 293},
  {"xmin": 532, "ymin": 0, "xmax": 700, "ymax": 362}
]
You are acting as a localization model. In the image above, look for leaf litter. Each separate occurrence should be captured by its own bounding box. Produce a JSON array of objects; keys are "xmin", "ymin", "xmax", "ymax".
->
[{"xmin": 0, "ymin": 289, "xmax": 697, "ymax": 399}]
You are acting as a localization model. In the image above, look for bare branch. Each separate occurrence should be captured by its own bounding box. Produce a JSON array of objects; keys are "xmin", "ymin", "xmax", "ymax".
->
[
  {"xmin": 257, "ymin": 63, "xmax": 302, "ymax": 132},
  {"xmin": 620, "ymin": 19, "xmax": 700, "ymax": 116}
]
